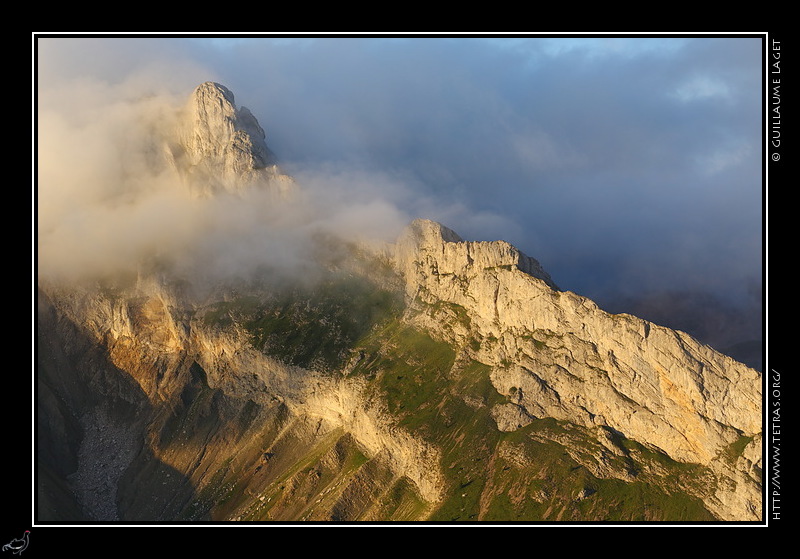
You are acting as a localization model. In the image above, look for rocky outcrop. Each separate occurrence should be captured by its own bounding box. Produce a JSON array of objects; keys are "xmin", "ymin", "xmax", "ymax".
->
[
  {"xmin": 190, "ymin": 315, "xmax": 445, "ymax": 504},
  {"xmin": 391, "ymin": 218, "xmax": 762, "ymax": 521},
  {"xmin": 37, "ymin": 276, "xmax": 443, "ymax": 520},
  {"xmin": 36, "ymin": 82, "xmax": 763, "ymax": 523},
  {"xmin": 37, "ymin": 218, "xmax": 763, "ymax": 522},
  {"xmin": 169, "ymin": 81, "xmax": 295, "ymax": 197},
  {"xmin": 395, "ymin": 219, "xmax": 558, "ymax": 295}
]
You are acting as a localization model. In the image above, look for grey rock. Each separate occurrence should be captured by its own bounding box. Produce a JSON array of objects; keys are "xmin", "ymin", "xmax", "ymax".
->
[{"xmin": 171, "ymin": 81, "xmax": 294, "ymax": 197}]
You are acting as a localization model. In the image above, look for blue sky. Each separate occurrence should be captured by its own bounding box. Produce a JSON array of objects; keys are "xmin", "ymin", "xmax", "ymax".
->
[{"xmin": 36, "ymin": 34, "xmax": 764, "ymax": 350}]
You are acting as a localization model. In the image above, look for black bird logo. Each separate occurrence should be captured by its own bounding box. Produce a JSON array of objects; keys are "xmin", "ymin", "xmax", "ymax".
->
[{"xmin": 2, "ymin": 531, "xmax": 29, "ymax": 555}]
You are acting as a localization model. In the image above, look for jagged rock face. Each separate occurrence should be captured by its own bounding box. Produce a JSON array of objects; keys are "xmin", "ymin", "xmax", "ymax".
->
[
  {"xmin": 392, "ymin": 219, "xmax": 762, "ymax": 521},
  {"xmin": 37, "ymin": 277, "xmax": 443, "ymax": 521},
  {"xmin": 182, "ymin": 82, "xmax": 273, "ymax": 170},
  {"xmin": 170, "ymin": 81, "xmax": 294, "ymax": 197},
  {"xmin": 39, "ymin": 217, "xmax": 762, "ymax": 522},
  {"xmin": 36, "ymin": 82, "xmax": 763, "ymax": 524},
  {"xmin": 37, "ymin": 221, "xmax": 763, "ymax": 522},
  {"xmin": 395, "ymin": 219, "xmax": 558, "ymax": 293}
]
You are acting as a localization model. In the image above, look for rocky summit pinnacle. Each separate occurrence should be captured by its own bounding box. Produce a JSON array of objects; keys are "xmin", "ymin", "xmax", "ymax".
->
[{"xmin": 172, "ymin": 81, "xmax": 294, "ymax": 197}]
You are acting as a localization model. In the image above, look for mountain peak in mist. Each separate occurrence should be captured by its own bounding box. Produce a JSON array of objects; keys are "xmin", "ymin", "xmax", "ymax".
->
[
  {"xmin": 170, "ymin": 81, "xmax": 294, "ymax": 197},
  {"xmin": 36, "ymin": 80, "xmax": 763, "ymax": 524}
]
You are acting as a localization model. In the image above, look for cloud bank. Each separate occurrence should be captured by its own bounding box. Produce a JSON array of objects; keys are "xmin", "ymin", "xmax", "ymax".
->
[{"xmin": 35, "ymin": 35, "xmax": 763, "ymax": 347}]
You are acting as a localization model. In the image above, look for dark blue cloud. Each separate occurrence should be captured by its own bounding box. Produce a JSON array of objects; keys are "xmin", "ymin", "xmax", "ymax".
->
[
  {"xmin": 201, "ymin": 37, "xmax": 762, "ymax": 300},
  {"xmin": 37, "ymin": 35, "xmax": 764, "ymax": 353}
]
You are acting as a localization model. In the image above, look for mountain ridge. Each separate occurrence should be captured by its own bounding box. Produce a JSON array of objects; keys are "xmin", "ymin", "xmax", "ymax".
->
[
  {"xmin": 387, "ymin": 216, "xmax": 761, "ymax": 520},
  {"xmin": 35, "ymin": 82, "xmax": 763, "ymax": 523}
]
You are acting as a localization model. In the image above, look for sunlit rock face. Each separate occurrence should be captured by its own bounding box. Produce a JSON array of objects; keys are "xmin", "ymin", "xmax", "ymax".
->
[
  {"xmin": 391, "ymin": 218, "xmax": 762, "ymax": 521},
  {"xmin": 37, "ymin": 82, "xmax": 763, "ymax": 524},
  {"xmin": 170, "ymin": 81, "xmax": 295, "ymax": 197}
]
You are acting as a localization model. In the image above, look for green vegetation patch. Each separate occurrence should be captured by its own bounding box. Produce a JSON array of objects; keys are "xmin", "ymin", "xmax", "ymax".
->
[
  {"xmin": 420, "ymin": 300, "xmax": 472, "ymax": 330},
  {"xmin": 476, "ymin": 419, "xmax": 717, "ymax": 522},
  {"xmin": 617, "ymin": 436, "xmax": 716, "ymax": 496},
  {"xmin": 373, "ymin": 326, "xmax": 456, "ymax": 421},
  {"xmin": 237, "ymin": 429, "xmax": 382, "ymax": 521},
  {"xmin": 350, "ymin": 320, "xmax": 506, "ymax": 521},
  {"xmin": 203, "ymin": 275, "xmax": 404, "ymax": 371},
  {"xmin": 366, "ymin": 477, "xmax": 430, "ymax": 521},
  {"xmin": 721, "ymin": 434, "xmax": 755, "ymax": 465}
]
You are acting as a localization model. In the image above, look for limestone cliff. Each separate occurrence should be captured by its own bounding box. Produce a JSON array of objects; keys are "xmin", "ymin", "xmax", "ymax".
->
[
  {"xmin": 37, "ymin": 277, "xmax": 443, "ymax": 521},
  {"xmin": 35, "ymin": 82, "xmax": 763, "ymax": 524},
  {"xmin": 37, "ymin": 218, "xmax": 762, "ymax": 521},
  {"xmin": 390, "ymin": 219, "xmax": 762, "ymax": 521},
  {"xmin": 167, "ymin": 81, "xmax": 295, "ymax": 197}
]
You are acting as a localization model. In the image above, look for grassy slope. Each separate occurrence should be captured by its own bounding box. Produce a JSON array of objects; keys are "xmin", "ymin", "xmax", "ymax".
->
[
  {"xmin": 195, "ymin": 263, "xmax": 718, "ymax": 522},
  {"xmin": 349, "ymin": 317, "xmax": 716, "ymax": 522}
]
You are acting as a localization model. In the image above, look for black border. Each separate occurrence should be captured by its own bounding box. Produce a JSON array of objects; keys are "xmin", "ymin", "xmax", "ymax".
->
[{"xmin": 28, "ymin": 32, "xmax": 774, "ymax": 551}]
